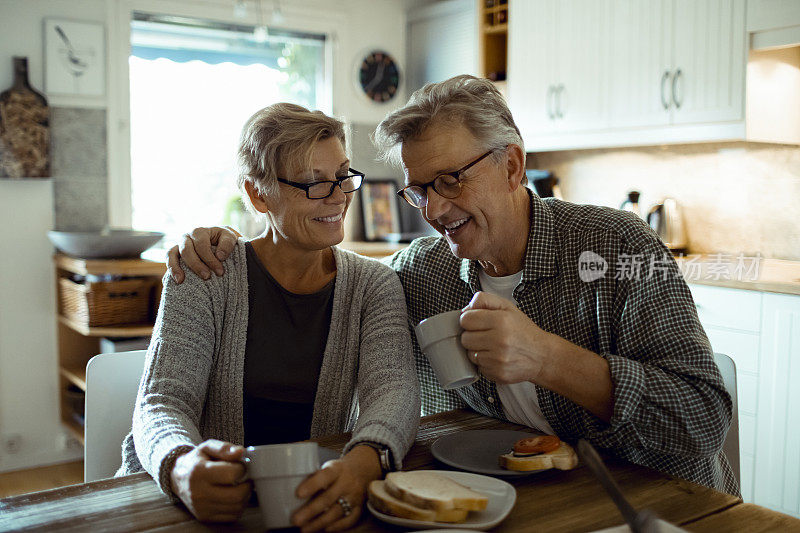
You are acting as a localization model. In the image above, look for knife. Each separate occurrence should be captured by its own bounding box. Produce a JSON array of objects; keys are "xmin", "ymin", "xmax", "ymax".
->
[{"xmin": 577, "ymin": 440, "xmax": 660, "ymax": 533}]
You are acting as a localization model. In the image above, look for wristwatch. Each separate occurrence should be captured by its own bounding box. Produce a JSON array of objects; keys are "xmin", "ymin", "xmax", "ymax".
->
[{"xmin": 358, "ymin": 441, "xmax": 394, "ymax": 474}]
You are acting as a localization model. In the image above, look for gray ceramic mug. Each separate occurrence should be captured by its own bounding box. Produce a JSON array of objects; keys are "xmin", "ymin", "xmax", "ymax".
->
[
  {"xmin": 244, "ymin": 441, "xmax": 319, "ymax": 529},
  {"xmin": 415, "ymin": 309, "xmax": 479, "ymax": 390}
]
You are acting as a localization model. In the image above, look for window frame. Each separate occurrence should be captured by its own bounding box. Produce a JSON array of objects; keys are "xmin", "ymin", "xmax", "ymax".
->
[{"xmin": 107, "ymin": 0, "xmax": 338, "ymax": 229}]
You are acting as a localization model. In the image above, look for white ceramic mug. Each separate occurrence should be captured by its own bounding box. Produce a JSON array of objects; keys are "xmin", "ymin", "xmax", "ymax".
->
[
  {"xmin": 414, "ymin": 309, "xmax": 479, "ymax": 390},
  {"xmin": 244, "ymin": 441, "xmax": 319, "ymax": 529}
]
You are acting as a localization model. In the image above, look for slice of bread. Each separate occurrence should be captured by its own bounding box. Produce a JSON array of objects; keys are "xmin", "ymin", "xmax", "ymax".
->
[
  {"xmin": 367, "ymin": 480, "xmax": 469, "ymax": 523},
  {"xmin": 384, "ymin": 471, "xmax": 489, "ymax": 512},
  {"xmin": 499, "ymin": 441, "xmax": 579, "ymax": 472}
]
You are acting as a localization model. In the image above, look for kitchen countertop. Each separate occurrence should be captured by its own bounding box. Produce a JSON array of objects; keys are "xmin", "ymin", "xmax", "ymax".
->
[{"xmin": 676, "ymin": 254, "xmax": 800, "ymax": 296}]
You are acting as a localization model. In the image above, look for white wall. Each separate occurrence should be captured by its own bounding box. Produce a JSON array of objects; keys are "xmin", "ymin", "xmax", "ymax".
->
[
  {"xmin": 0, "ymin": 0, "xmax": 108, "ymax": 473},
  {"xmin": 0, "ymin": 180, "xmax": 77, "ymax": 472},
  {"xmin": 0, "ymin": 0, "xmax": 109, "ymax": 106},
  {"xmin": 0, "ymin": 0, "xmax": 408, "ymax": 473}
]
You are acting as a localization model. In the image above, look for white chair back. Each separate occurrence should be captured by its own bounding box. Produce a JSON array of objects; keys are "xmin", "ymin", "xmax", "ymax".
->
[
  {"xmin": 84, "ymin": 350, "xmax": 147, "ymax": 482},
  {"xmin": 714, "ymin": 352, "xmax": 740, "ymax": 486}
]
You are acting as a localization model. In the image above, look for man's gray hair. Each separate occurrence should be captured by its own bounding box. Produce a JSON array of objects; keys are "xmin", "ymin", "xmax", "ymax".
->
[{"xmin": 373, "ymin": 74, "xmax": 525, "ymax": 169}]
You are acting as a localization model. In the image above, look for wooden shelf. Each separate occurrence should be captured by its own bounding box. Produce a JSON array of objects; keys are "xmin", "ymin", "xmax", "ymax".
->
[
  {"xmin": 54, "ymin": 255, "xmax": 161, "ymax": 453},
  {"xmin": 61, "ymin": 415, "xmax": 85, "ymax": 446},
  {"xmin": 54, "ymin": 254, "xmax": 166, "ymax": 277},
  {"xmin": 60, "ymin": 365, "xmax": 87, "ymax": 391},
  {"xmin": 482, "ymin": 5, "xmax": 507, "ymax": 14},
  {"xmin": 58, "ymin": 315, "xmax": 154, "ymax": 338},
  {"xmin": 484, "ymin": 23, "xmax": 508, "ymax": 34},
  {"xmin": 478, "ymin": 0, "xmax": 508, "ymax": 80}
]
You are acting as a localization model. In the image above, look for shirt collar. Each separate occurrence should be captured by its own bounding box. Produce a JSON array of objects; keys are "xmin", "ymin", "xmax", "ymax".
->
[{"xmin": 459, "ymin": 190, "xmax": 559, "ymax": 289}]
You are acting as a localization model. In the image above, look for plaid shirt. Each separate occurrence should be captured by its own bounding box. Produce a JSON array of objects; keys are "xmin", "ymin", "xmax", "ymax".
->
[{"xmin": 387, "ymin": 192, "xmax": 738, "ymax": 495}]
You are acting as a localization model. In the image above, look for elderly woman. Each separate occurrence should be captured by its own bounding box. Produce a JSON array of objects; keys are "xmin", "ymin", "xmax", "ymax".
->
[{"xmin": 117, "ymin": 103, "xmax": 420, "ymax": 532}]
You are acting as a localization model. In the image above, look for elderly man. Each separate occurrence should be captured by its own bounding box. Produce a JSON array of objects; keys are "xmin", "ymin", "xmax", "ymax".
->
[{"xmin": 168, "ymin": 75, "xmax": 737, "ymax": 496}]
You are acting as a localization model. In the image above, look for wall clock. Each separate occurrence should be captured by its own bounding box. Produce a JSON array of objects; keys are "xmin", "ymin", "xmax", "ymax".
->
[{"xmin": 358, "ymin": 50, "xmax": 400, "ymax": 103}]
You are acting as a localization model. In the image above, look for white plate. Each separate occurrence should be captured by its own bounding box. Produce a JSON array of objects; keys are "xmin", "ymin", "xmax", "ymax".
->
[
  {"xmin": 431, "ymin": 430, "xmax": 549, "ymax": 476},
  {"xmin": 366, "ymin": 470, "xmax": 516, "ymax": 530}
]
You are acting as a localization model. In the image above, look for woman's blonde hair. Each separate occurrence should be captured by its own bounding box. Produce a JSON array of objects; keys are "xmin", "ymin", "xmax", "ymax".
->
[
  {"xmin": 373, "ymin": 75, "xmax": 524, "ymax": 172},
  {"xmin": 237, "ymin": 103, "xmax": 347, "ymax": 209}
]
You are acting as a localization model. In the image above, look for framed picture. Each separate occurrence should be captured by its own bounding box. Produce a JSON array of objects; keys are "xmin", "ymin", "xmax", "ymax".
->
[
  {"xmin": 361, "ymin": 180, "xmax": 402, "ymax": 241},
  {"xmin": 44, "ymin": 19, "xmax": 105, "ymax": 97}
]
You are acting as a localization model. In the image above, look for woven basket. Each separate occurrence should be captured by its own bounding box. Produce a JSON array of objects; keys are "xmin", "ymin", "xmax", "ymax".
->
[{"xmin": 59, "ymin": 277, "xmax": 155, "ymax": 327}]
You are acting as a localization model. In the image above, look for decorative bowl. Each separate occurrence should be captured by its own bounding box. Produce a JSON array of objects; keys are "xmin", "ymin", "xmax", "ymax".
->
[{"xmin": 47, "ymin": 230, "xmax": 165, "ymax": 259}]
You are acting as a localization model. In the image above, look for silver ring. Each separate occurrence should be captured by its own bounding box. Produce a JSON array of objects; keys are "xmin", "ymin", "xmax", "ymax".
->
[{"xmin": 336, "ymin": 496, "xmax": 352, "ymax": 517}]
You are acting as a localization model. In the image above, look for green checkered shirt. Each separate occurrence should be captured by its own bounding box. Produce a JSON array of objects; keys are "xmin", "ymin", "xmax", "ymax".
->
[{"xmin": 387, "ymin": 192, "xmax": 738, "ymax": 496}]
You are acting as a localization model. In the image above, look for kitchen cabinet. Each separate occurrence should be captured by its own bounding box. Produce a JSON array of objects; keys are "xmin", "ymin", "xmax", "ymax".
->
[
  {"xmin": 608, "ymin": 0, "xmax": 745, "ymax": 128},
  {"xmin": 54, "ymin": 255, "xmax": 164, "ymax": 445},
  {"xmin": 690, "ymin": 284, "xmax": 761, "ymax": 504},
  {"xmin": 608, "ymin": 0, "xmax": 673, "ymax": 129},
  {"xmin": 508, "ymin": 0, "xmax": 747, "ymax": 151},
  {"xmin": 747, "ymin": 0, "xmax": 800, "ymax": 33},
  {"xmin": 754, "ymin": 292, "xmax": 800, "ymax": 518},
  {"xmin": 689, "ymin": 284, "xmax": 800, "ymax": 517},
  {"xmin": 508, "ymin": 0, "xmax": 609, "ymax": 142},
  {"xmin": 670, "ymin": 0, "xmax": 746, "ymax": 125}
]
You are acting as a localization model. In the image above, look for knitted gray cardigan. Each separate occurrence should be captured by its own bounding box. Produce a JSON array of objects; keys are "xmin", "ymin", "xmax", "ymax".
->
[{"xmin": 117, "ymin": 241, "xmax": 420, "ymax": 500}]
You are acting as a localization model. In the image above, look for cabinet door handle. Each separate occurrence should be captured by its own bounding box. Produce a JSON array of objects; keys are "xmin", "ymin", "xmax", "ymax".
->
[
  {"xmin": 555, "ymin": 84, "xmax": 566, "ymax": 119},
  {"xmin": 672, "ymin": 68, "xmax": 683, "ymax": 109},
  {"xmin": 660, "ymin": 70, "xmax": 671, "ymax": 110},
  {"xmin": 546, "ymin": 85, "xmax": 556, "ymax": 120}
]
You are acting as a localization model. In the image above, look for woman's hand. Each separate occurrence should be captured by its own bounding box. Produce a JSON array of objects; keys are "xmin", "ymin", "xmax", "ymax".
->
[
  {"xmin": 169, "ymin": 439, "xmax": 252, "ymax": 523},
  {"xmin": 291, "ymin": 444, "xmax": 382, "ymax": 533},
  {"xmin": 166, "ymin": 226, "xmax": 240, "ymax": 283}
]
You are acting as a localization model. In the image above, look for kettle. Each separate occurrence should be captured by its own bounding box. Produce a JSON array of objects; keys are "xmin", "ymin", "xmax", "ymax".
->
[
  {"xmin": 646, "ymin": 198, "xmax": 687, "ymax": 253},
  {"xmin": 620, "ymin": 190, "xmax": 642, "ymax": 218}
]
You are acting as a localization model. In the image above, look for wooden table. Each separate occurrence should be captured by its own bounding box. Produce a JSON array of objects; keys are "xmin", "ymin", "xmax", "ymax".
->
[{"xmin": 2, "ymin": 409, "xmax": 798, "ymax": 532}]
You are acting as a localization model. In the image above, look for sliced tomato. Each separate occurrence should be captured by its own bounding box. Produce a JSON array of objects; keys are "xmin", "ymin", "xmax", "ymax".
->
[{"xmin": 512, "ymin": 435, "xmax": 561, "ymax": 455}]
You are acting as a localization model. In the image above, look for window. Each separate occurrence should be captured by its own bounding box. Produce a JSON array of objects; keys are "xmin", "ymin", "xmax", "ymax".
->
[{"xmin": 129, "ymin": 14, "xmax": 327, "ymax": 246}]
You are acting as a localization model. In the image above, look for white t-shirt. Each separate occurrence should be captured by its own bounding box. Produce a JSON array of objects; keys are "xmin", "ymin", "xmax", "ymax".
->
[{"xmin": 477, "ymin": 268, "xmax": 555, "ymax": 435}]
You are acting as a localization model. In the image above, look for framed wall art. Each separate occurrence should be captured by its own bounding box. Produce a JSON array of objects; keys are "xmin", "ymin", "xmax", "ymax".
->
[
  {"xmin": 361, "ymin": 179, "xmax": 401, "ymax": 241},
  {"xmin": 44, "ymin": 19, "xmax": 105, "ymax": 97}
]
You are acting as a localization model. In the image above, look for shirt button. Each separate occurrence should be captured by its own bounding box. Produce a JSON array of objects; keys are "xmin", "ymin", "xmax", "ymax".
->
[{"xmin": 487, "ymin": 396, "xmax": 495, "ymax": 404}]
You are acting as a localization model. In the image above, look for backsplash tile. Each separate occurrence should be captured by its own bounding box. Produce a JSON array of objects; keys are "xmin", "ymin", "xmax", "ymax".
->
[
  {"xmin": 50, "ymin": 107, "xmax": 108, "ymax": 231},
  {"xmin": 50, "ymin": 108, "xmax": 107, "ymax": 177},
  {"xmin": 53, "ymin": 177, "xmax": 108, "ymax": 231},
  {"xmin": 532, "ymin": 142, "xmax": 800, "ymax": 261}
]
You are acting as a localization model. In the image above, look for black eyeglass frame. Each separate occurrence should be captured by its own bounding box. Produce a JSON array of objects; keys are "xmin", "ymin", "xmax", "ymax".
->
[
  {"xmin": 396, "ymin": 148, "xmax": 500, "ymax": 208},
  {"xmin": 276, "ymin": 168, "xmax": 365, "ymax": 199}
]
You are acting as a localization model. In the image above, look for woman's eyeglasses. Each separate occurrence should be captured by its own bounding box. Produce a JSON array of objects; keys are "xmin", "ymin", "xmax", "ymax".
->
[
  {"xmin": 277, "ymin": 169, "xmax": 365, "ymax": 200},
  {"xmin": 396, "ymin": 149, "xmax": 498, "ymax": 208}
]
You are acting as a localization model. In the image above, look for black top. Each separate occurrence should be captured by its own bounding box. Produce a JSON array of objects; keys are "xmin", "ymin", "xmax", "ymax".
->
[{"xmin": 242, "ymin": 242, "xmax": 334, "ymax": 446}]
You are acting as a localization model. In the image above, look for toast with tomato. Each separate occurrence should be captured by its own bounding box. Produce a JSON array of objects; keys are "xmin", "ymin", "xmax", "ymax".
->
[{"xmin": 499, "ymin": 435, "xmax": 578, "ymax": 472}]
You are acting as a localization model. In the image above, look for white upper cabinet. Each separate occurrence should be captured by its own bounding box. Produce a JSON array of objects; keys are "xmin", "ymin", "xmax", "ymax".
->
[
  {"xmin": 508, "ymin": 0, "xmax": 608, "ymax": 144},
  {"xmin": 553, "ymin": 0, "xmax": 610, "ymax": 133},
  {"xmin": 508, "ymin": 0, "xmax": 557, "ymax": 140},
  {"xmin": 508, "ymin": 0, "xmax": 747, "ymax": 151},
  {"xmin": 671, "ymin": 0, "xmax": 746, "ymax": 125},
  {"xmin": 608, "ymin": 0, "xmax": 673, "ymax": 128}
]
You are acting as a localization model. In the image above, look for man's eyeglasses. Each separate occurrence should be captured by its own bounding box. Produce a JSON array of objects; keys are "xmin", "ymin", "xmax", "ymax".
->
[
  {"xmin": 396, "ymin": 149, "xmax": 498, "ymax": 208},
  {"xmin": 277, "ymin": 169, "xmax": 365, "ymax": 199}
]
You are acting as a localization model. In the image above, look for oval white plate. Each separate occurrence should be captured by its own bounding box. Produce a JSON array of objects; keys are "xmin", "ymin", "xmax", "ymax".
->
[{"xmin": 366, "ymin": 470, "xmax": 516, "ymax": 530}]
